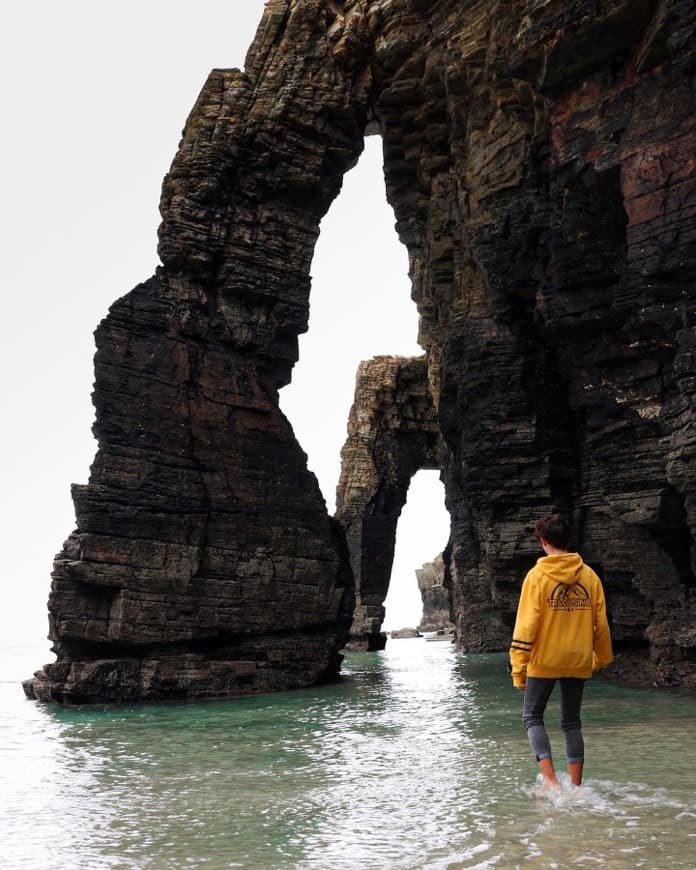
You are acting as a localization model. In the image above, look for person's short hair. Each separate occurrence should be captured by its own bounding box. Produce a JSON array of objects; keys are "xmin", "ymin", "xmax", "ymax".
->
[{"xmin": 534, "ymin": 513, "xmax": 571, "ymax": 549}]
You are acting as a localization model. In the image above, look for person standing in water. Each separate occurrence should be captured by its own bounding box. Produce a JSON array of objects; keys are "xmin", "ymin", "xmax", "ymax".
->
[{"xmin": 509, "ymin": 514, "xmax": 613, "ymax": 788}]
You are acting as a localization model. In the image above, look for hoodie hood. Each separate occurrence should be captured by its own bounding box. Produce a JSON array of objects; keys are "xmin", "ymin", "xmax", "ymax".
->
[{"xmin": 536, "ymin": 552, "xmax": 585, "ymax": 585}]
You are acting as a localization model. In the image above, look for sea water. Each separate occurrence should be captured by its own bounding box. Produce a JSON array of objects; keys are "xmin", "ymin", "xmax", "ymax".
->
[{"xmin": 1, "ymin": 640, "xmax": 694, "ymax": 869}]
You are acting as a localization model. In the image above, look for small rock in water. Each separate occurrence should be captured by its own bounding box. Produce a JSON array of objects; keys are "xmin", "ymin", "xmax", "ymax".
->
[{"xmin": 389, "ymin": 628, "xmax": 422, "ymax": 639}]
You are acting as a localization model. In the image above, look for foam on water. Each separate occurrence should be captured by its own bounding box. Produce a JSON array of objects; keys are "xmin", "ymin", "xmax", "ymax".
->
[{"xmin": 526, "ymin": 769, "xmax": 691, "ymax": 820}]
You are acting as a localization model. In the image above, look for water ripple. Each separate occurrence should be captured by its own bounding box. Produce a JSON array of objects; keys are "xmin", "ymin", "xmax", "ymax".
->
[{"xmin": 2, "ymin": 641, "xmax": 695, "ymax": 868}]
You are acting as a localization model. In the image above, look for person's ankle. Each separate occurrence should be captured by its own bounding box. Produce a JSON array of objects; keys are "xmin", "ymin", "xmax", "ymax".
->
[
  {"xmin": 567, "ymin": 762, "xmax": 583, "ymax": 786},
  {"xmin": 538, "ymin": 757, "xmax": 558, "ymax": 786}
]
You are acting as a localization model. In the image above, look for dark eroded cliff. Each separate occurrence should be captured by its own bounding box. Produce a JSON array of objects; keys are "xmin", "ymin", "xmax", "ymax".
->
[{"xmin": 26, "ymin": 0, "xmax": 696, "ymax": 700}]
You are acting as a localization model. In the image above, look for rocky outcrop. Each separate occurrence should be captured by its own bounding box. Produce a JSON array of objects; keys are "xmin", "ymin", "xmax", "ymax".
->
[
  {"xmin": 417, "ymin": 555, "xmax": 453, "ymax": 633},
  {"xmin": 27, "ymin": 0, "xmax": 696, "ymax": 699},
  {"xmin": 25, "ymin": 274, "xmax": 355, "ymax": 702},
  {"xmin": 371, "ymin": 0, "xmax": 696, "ymax": 689},
  {"xmin": 335, "ymin": 355, "xmax": 444, "ymax": 649},
  {"xmin": 25, "ymin": 0, "xmax": 370, "ymax": 702},
  {"xmin": 390, "ymin": 627, "xmax": 422, "ymax": 639}
]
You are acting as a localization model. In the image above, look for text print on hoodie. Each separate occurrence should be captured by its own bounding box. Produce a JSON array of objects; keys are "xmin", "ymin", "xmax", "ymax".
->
[{"xmin": 509, "ymin": 553, "xmax": 613, "ymax": 689}]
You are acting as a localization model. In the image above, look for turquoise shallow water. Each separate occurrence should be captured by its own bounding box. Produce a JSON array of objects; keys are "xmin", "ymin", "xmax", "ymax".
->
[{"xmin": 1, "ymin": 641, "xmax": 695, "ymax": 869}]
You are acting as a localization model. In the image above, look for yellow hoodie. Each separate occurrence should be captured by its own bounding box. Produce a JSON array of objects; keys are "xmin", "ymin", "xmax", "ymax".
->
[{"xmin": 509, "ymin": 553, "xmax": 613, "ymax": 688}]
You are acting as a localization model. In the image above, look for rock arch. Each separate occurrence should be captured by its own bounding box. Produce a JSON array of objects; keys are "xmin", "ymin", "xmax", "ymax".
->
[
  {"xmin": 26, "ymin": 0, "xmax": 696, "ymax": 699},
  {"xmin": 335, "ymin": 355, "xmax": 445, "ymax": 649}
]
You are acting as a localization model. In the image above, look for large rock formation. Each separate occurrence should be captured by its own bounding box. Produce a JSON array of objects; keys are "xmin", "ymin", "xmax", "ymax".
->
[
  {"xmin": 27, "ymin": 0, "xmax": 696, "ymax": 700},
  {"xmin": 416, "ymin": 555, "xmax": 454, "ymax": 633},
  {"xmin": 25, "ymin": 1, "xmax": 368, "ymax": 702},
  {"xmin": 335, "ymin": 355, "xmax": 444, "ymax": 649},
  {"xmin": 407, "ymin": 0, "xmax": 696, "ymax": 690}
]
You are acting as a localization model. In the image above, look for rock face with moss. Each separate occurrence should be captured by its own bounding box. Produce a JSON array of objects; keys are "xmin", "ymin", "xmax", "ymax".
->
[{"xmin": 26, "ymin": 0, "xmax": 696, "ymax": 700}]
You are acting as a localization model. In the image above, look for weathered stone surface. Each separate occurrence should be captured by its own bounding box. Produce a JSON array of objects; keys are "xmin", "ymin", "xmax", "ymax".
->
[
  {"xmin": 372, "ymin": 0, "xmax": 696, "ymax": 689},
  {"xmin": 335, "ymin": 355, "xmax": 444, "ymax": 650},
  {"xmin": 25, "ymin": 271, "xmax": 356, "ymax": 702},
  {"xmin": 26, "ymin": 0, "xmax": 371, "ymax": 702},
  {"xmin": 417, "ymin": 555, "xmax": 454, "ymax": 634},
  {"xmin": 27, "ymin": 0, "xmax": 696, "ymax": 699}
]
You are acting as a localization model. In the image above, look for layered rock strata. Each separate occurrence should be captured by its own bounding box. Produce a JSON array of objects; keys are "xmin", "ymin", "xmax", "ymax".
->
[
  {"xmin": 335, "ymin": 355, "xmax": 444, "ymax": 649},
  {"xmin": 25, "ymin": 0, "xmax": 371, "ymax": 701},
  {"xmin": 416, "ymin": 555, "xmax": 454, "ymax": 634},
  {"xmin": 373, "ymin": 0, "xmax": 696, "ymax": 688},
  {"xmin": 27, "ymin": 0, "xmax": 696, "ymax": 699}
]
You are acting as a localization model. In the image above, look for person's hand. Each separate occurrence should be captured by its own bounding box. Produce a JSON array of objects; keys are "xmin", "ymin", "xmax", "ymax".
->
[{"xmin": 518, "ymin": 684, "xmax": 526, "ymax": 692}]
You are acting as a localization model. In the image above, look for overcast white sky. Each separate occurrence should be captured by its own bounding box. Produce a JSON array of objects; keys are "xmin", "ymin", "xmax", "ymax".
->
[{"xmin": 0, "ymin": 1, "xmax": 449, "ymax": 661}]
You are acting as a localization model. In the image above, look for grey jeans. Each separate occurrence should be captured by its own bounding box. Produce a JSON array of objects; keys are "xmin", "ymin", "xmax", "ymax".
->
[{"xmin": 522, "ymin": 677, "xmax": 585, "ymax": 763}]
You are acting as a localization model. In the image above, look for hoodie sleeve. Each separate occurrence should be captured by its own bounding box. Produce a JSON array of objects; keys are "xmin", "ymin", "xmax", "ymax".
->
[
  {"xmin": 509, "ymin": 571, "xmax": 539, "ymax": 688},
  {"xmin": 591, "ymin": 574, "xmax": 613, "ymax": 671}
]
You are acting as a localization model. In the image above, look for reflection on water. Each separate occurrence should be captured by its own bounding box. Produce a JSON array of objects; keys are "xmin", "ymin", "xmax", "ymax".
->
[{"xmin": 2, "ymin": 641, "xmax": 695, "ymax": 868}]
